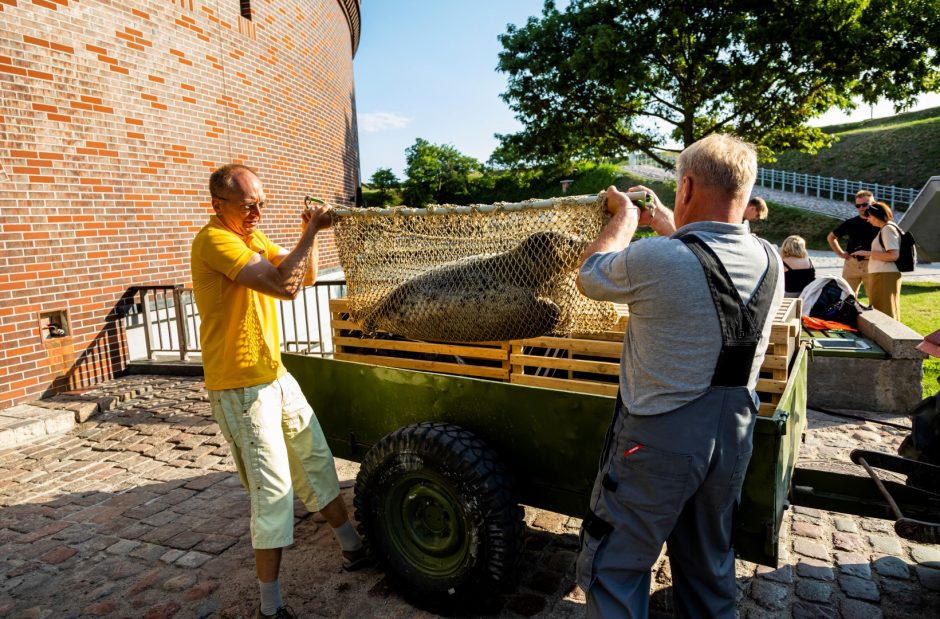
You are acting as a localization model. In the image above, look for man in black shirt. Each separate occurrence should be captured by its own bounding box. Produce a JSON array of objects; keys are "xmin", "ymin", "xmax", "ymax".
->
[{"xmin": 827, "ymin": 190, "xmax": 878, "ymax": 296}]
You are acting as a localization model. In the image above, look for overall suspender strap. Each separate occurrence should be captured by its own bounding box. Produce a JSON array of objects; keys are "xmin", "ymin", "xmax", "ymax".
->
[{"xmin": 678, "ymin": 234, "xmax": 779, "ymax": 387}]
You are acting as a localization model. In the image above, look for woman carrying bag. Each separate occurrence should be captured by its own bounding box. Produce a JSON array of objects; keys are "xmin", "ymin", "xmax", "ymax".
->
[{"xmin": 852, "ymin": 201, "xmax": 902, "ymax": 320}]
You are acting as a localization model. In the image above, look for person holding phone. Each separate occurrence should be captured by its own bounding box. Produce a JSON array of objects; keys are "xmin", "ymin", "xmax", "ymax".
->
[
  {"xmin": 852, "ymin": 201, "xmax": 902, "ymax": 320},
  {"xmin": 190, "ymin": 164, "xmax": 372, "ymax": 619},
  {"xmin": 575, "ymin": 134, "xmax": 783, "ymax": 619}
]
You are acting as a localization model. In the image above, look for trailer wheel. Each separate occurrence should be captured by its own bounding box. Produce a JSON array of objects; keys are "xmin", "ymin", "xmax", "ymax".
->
[{"xmin": 354, "ymin": 422, "xmax": 524, "ymax": 608}]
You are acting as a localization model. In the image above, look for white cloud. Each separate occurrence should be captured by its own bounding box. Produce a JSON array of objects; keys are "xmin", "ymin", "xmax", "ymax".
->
[{"xmin": 358, "ymin": 112, "xmax": 412, "ymax": 133}]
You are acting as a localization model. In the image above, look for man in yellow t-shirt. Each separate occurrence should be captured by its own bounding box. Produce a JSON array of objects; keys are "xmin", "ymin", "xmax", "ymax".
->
[{"xmin": 191, "ymin": 164, "xmax": 371, "ymax": 619}]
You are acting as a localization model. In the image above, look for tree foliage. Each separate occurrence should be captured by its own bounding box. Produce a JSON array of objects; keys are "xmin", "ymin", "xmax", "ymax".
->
[
  {"xmin": 403, "ymin": 138, "xmax": 482, "ymax": 207},
  {"xmin": 494, "ymin": 0, "xmax": 940, "ymax": 168},
  {"xmin": 369, "ymin": 167, "xmax": 399, "ymax": 203}
]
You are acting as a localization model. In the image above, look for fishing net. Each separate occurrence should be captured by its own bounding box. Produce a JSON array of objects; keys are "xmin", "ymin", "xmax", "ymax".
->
[{"xmin": 331, "ymin": 193, "xmax": 624, "ymax": 343}]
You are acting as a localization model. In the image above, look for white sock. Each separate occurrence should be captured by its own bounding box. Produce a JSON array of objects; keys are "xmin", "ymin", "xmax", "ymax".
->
[
  {"xmin": 259, "ymin": 579, "xmax": 283, "ymax": 616},
  {"xmin": 332, "ymin": 520, "xmax": 363, "ymax": 552}
]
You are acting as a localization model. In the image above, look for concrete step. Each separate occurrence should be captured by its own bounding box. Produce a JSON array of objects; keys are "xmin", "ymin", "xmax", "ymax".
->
[{"xmin": 0, "ymin": 404, "xmax": 74, "ymax": 449}]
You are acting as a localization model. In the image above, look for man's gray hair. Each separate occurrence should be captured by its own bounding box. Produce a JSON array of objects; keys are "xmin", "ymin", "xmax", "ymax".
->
[
  {"xmin": 209, "ymin": 164, "xmax": 257, "ymax": 199},
  {"xmin": 676, "ymin": 134, "xmax": 757, "ymax": 197}
]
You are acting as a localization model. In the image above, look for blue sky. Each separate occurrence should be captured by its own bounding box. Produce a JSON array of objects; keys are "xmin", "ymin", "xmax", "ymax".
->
[{"xmin": 353, "ymin": 1, "xmax": 940, "ymax": 182}]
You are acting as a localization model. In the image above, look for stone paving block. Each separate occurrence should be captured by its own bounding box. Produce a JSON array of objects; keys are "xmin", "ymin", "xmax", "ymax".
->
[
  {"xmin": 164, "ymin": 531, "xmax": 205, "ymax": 551},
  {"xmin": 792, "ymin": 521, "xmax": 825, "ymax": 539},
  {"xmin": 791, "ymin": 506, "xmax": 824, "ymax": 519},
  {"xmin": 796, "ymin": 558, "xmax": 835, "ymax": 581},
  {"xmin": 39, "ymin": 545, "xmax": 77, "ymax": 565},
  {"xmin": 795, "ymin": 578, "xmax": 832, "ymax": 603},
  {"xmin": 107, "ymin": 539, "xmax": 141, "ymax": 555},
  {"xmin": 192, "ymin": 534, "xmax": 237, "ymax": 555},
  {"xmin": 862, "ymin": 520, "xmax": 895, "ymax": 534},
  {"xmin": 835, "ymin": 551, "xmax": 873, "ymax": 578},
  {"xmin": 840, "ymin": 574, "xmax": 881, "ymax": 602},
  {"xmin": 840, "ymin": 598, "xmax": 883, "ymax": 619},
  {"xmin": 749, "ymin": 579, "xmax": 790, "ymax": 610},
  {"xmin": 792, "ymin": 600, "xmax": 837, "ymax": 619},
  {"xmin": 756, "ymin": 563, "xmax": 794, "ymax": 584},
  {"xmin": 129, "ymin": 542, "xmax": 172, "ymax": 563},
  {"xmin": 916, "ymin": 565, "xmax": 940, "ymax": 591},
  {"xmin": 182, "ymin": 579, "xmax": 220, "ymax": 602},
  {"xmin": 174, "ymin": 550, "xmax": 212, "ymax": 569},
  {"xmin": 140, "ymin": 509, "xmax": 180, "ymax": 528},
  {"xmin": 163, "ymin": 572, "xmax": 198, "ymax": 591},
  {"xmin": 869, "ymin": 535, "xmax": 903, "ymax": 555},
  {"xmin": 880, "ymin": 578, "xmax": 921, "ymax": 609},
  {"xmin": 159, "ymin": 549, "xmax": 185, "ymax": 564},
  {"xmin": 872, "ymin": 555, "xmax": 911, "ymax": 580},
  {"xmin": 910, "ymin": 545, "xmax": 940, "ymax": 568},
  {"xmin": 793, "ymin": 538, "xmax": 830, "ymax": 561}
]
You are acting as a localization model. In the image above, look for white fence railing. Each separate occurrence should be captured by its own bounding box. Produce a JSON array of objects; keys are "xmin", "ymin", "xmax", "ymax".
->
[
  {"xmin": 755, "ymin": 169, "xmax": 917, "ymax": 210},
  {"xmin": 624, "ymin": 153, "xmax": 918, "ymax": 210}
]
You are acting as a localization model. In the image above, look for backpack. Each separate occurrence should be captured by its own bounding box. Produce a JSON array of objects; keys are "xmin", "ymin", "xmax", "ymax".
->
[
  {"xmin": 808, "ymin": 279, "xmax": 868, "ymax": 328},
  {"xmin": 882, "ymin": 222, "xmax": 917, "ymax": 272}
]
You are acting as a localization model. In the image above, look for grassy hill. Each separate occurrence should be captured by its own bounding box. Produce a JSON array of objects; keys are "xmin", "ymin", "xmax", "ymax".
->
[{"xmin": 767, "ymin": 106, "xmax": 940, "ymax": 189}]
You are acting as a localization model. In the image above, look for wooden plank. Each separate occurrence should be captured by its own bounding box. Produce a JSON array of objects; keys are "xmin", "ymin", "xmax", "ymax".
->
[
  {"xmin": 331, "ymin": 319, "xmax": 361, "ymax": 330},
  {"xmin": 511, "ymin": 373, "xmax": 619, "ymax": 397},
  {"xmin": 512, "ymin": 337, "xmax": 623, "ymax": 357},
  {"xmin": 329, "ymin": 298, "xmax": 350, "ymax": 312},
  {"xmin": 334, "ymin": 352, "xmax": 509, "ymax": 380},
  {"xmin": 334, "ymin": 336, "xmax": 508, "ymax": 361},
  {"xmin": 509, "ymin": 353, "xmax": 620, "ymax": 376},
  {"xmin": 760, "ymin": 355, "xmax": 788, "ymax": 371},
  {"xmin": 756, "ymin": 378, "xmax": 787, "ymax": 395},
  {"xmin": 758, "ymin": 402, "xmax": 777, "ymax": 416}
]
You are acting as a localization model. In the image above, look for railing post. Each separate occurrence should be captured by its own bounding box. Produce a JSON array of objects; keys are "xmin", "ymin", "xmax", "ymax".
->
[
  {"xmin": 140, "ymin": 288, "xmax": 155, "ymax": 360},
  {"xmin": 173, "ymin": 285, "xmax": 189, "ymax": 362}
]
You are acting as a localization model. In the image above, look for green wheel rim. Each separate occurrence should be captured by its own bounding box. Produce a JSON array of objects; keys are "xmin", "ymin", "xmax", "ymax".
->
[{"xmin": 382, "ymin": 470, "xmax": 472, "ymax": 578}]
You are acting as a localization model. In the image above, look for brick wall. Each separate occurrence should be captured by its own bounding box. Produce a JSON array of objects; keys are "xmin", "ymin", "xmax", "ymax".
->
[{"xmin": 0, "ymin": 0, "xmax": 361, "ymax": 408}]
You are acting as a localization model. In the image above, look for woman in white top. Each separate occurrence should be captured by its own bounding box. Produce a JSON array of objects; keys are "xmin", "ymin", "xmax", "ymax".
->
[{"xmin": 852, "ymin": 201, "xmax": 901, "ymax": 319}]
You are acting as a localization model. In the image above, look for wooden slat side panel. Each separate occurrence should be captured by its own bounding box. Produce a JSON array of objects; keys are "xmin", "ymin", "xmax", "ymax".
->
[
  {"xmin": 511, "ymin": 374, "xmax": 619, "ymax": 397},
  {"xmin": 334, "ymin": 352, "xmax": 510, "ymax": 380},
  {"xmin": 509, "ymin": 353, "xmax": 620, "ymax": 376}
]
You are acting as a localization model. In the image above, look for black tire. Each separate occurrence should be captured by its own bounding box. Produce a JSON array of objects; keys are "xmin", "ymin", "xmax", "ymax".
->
[{"xmin": 354, "ymin": 422, "xmax": 525, "ymax": 609}]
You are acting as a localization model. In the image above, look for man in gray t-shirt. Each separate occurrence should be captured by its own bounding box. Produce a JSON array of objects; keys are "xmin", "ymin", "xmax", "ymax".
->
[{"xmin": 575, "ymin": 134, "xmax": 784, "ymax": 619}]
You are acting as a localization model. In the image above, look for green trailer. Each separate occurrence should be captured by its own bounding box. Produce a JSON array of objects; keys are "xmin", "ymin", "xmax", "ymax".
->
[{"xmin": 282, "ymin": 344, "xmax": 809, "ymax": 606}]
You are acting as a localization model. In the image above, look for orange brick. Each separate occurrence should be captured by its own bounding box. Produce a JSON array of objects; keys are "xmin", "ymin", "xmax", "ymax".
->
[
  {"xmin": 0, "ymin": 64, "xmax": 27, "ymax": 77},
  {"xmin": 23, "ymin": 35, "xmax": 49, "ymax": 47}
]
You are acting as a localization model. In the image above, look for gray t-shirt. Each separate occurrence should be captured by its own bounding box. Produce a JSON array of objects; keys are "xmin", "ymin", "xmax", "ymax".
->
[{"xmin": 579, "ymin": 221, "xmax": 785, "ymax": 415}]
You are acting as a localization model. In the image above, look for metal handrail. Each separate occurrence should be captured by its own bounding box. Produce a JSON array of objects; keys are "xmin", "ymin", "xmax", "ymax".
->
[
  {"xmin": 624, "ymin": 152, "xmax": 918, "ymax": 210},
  {"xmin": 136, "ymin": 280, "xmax": 347, "ymax": 362}
]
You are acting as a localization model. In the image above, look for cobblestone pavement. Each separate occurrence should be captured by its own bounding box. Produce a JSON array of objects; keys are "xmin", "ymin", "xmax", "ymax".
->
[{"xmin": 1, "ymin": 375, "xmax": 939, "ymax": 618}]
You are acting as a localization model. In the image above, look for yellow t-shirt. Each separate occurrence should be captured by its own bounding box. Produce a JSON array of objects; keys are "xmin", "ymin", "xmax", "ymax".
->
[{"xmin": 190, "ymin": 216, "xmax": 286, "ymax": 390}]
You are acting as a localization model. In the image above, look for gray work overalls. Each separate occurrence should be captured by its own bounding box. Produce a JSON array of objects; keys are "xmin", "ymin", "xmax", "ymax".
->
[{"xmin": 577, "ymin": 233, "xmax": 779, "ymax": 619}]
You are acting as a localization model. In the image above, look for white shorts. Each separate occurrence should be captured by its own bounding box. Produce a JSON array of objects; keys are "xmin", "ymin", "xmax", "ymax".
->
[{"xmin": 208, "ymin": 372, "xmax": 341, "ymax": 549}]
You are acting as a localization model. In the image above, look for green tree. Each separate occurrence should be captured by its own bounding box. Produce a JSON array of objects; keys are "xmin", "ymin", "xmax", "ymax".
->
[
  {"xmin": 369, "ymin": 167, "xmax": 399, "ymax": 204},
  {"xmin": 403, "ymin": 138, "xmax": 482, "ymax": 207},
  {"xmin": 495, "ymin": 0, "xmax": 940, "ymax": 168}
]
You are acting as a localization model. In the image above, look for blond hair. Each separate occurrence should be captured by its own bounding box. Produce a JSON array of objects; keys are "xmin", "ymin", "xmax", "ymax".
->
[
  {"xmin": 856, "ymin": 190, "xmax": 874, "ymax": 200},
  {"xmin": 747, "ymin": 196, "xmax": 768, "ymax": 220},
  {"xmin": 780, "ymin": 235, "xmax": 808, "ymax": 259},
  {"xmin": 676, "ymin": 134, "xmax": 757, "ymax": 197}
]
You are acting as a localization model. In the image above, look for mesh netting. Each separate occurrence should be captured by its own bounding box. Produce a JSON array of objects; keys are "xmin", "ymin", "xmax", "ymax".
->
[{"xmin": 332, "ymin": 194, "xmax": 622, "ymax": 343}]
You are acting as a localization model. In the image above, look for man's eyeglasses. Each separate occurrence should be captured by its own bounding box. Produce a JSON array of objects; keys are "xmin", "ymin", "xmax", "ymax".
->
[
  {"xmin": 855, "ymin": 203, "xmax": 871, "ymax": 209},
  {"xmin": 218, "ymin": 197, "xmax": 266, "ymax": 213}
]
